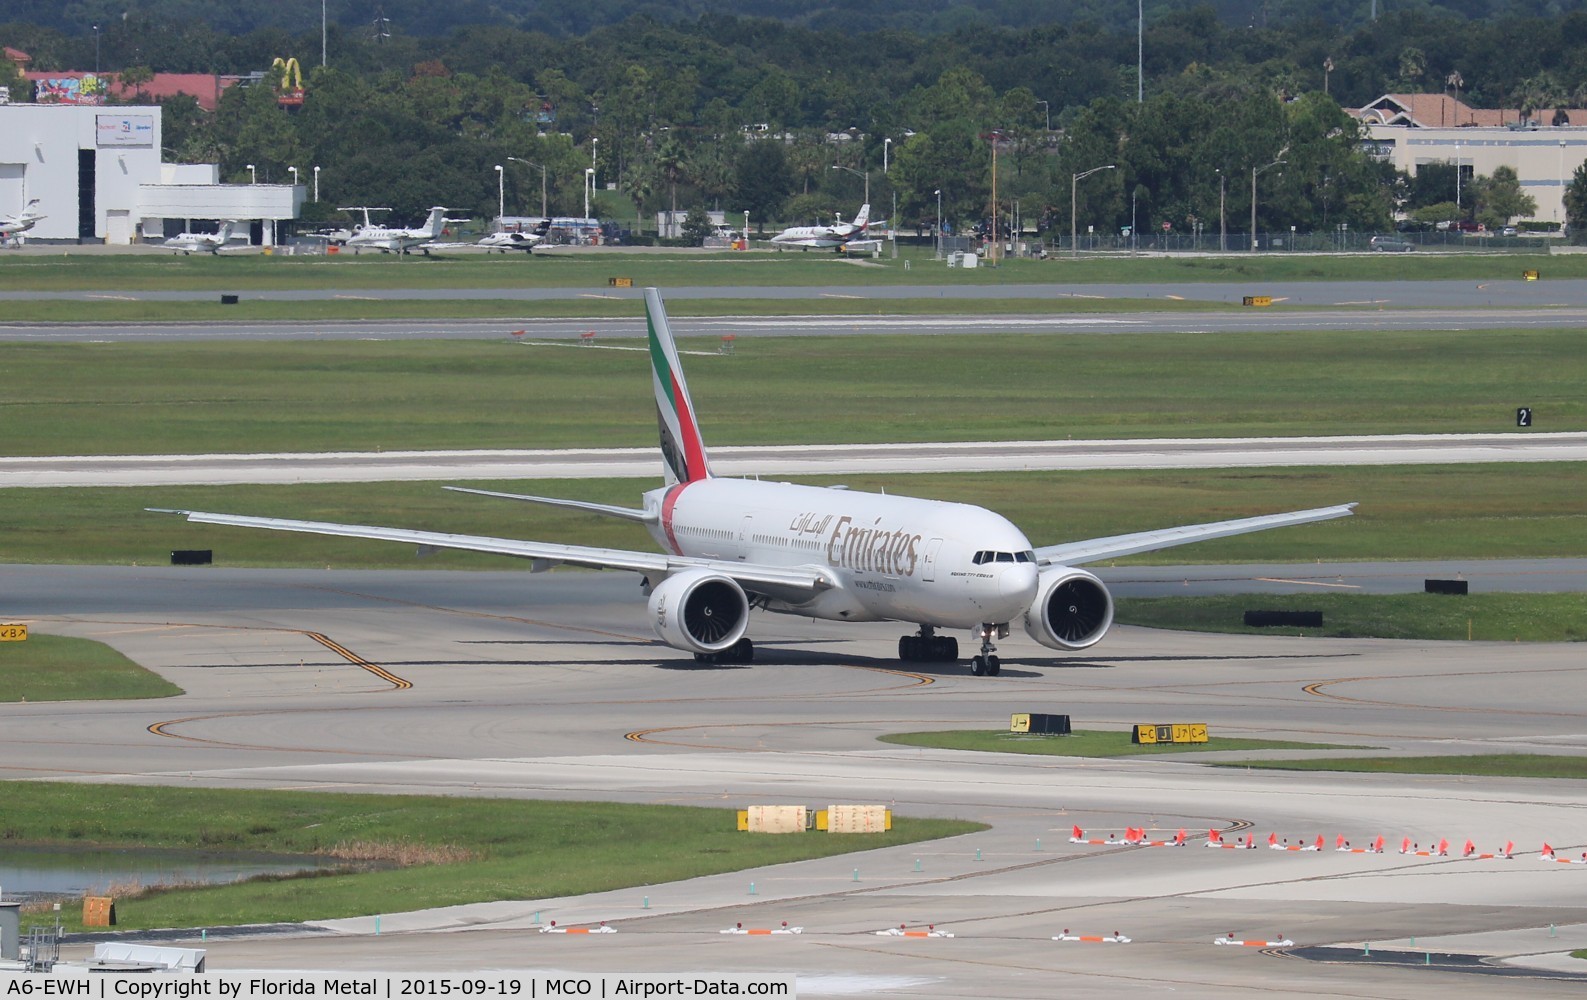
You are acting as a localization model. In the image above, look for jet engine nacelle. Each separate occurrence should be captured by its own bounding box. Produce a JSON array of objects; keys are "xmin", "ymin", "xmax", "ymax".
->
[
  {"xmin": 647, "ymin": 569, "xmax": 750, "ymax": 654},
  {"xmin": 1022, "ymin": 567, "xmax": 1114, "ymax": 651}
]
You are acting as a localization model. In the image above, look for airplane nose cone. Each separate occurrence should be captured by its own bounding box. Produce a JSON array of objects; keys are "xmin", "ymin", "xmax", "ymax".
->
[{"xmin": 1001, "ymin": 563, "xmax": 1038, "ymax": 603}]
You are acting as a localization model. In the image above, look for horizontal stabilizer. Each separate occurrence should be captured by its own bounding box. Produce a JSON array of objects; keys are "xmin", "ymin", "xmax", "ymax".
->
[{"xmin": 444, "ymin": 486, "xmax": 655, "ymax": 523}]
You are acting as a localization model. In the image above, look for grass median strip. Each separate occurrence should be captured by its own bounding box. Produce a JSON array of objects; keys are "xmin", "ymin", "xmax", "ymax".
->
[
  {"xmin": 878, "ymin": 730, "xmax": 1351, "ymax": 756},
  {"xmin": 1116, "ymin": 593, "xmax": 1587, "ymax": 642},
  {"xmin": 0, "ymin": 633, "xmax": 182, "ymax": 702},
  {"xmin": 1208, "ymin": 754, "xmax": 1587, "ymax": 779},
  {"xmin": 4, "ymin": 329, "xmax": 1585, "ymax": 455},
  {"xmin": 9, "ymin": 782, "xmax": 981, "ymax": 931}
]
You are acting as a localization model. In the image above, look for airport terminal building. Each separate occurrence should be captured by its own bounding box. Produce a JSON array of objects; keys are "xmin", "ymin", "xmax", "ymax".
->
[{"xmin": 0, "ymin": 102, "xmax": 300, "ymax": 245}]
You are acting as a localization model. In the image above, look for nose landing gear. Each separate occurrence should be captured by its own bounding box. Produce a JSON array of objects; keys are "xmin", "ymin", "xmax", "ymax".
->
[{"xmin": 970, "ymin": 623, "xmax": 1006, "ymax": 676}]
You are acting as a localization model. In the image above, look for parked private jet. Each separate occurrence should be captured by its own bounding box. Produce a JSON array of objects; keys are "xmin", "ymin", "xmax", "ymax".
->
[
  {"xmin": 474, "ymin": 230, "xmax": 544, "ymax": 253},
  {"xmin": 162, "ymin": 221, "xmax": 238, "ymax": 255},
  {"xmin": 0, "ymin": 199, "xmax": 45, "ymax": 246},
  {"xmin": 342, "ymin": 206, "xmax": 454, "ymax": 254},
  {"xmin": 770, "ymin": 203, "xmax": 871, "ymax": 251},
  {"xmin": 155, "ymin": 288, "xmax": 1353, "ymax": 674}
]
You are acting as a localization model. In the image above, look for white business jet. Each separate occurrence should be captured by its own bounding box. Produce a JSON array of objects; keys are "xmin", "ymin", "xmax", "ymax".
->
[
  {"xmin": 154, "ymin": 289, "xmax": 1353, "ymax": 674},
  {"xmin": 474, "ymin": 230, "xmax": 544, "ymax": 253},
  {"xmin": 0, "ymin": 199, "xmax": 45, "ymax": 246},
  {"xmin": 342, "ymin": 206, "xmax": 453, "ymax": 254},
  {"xmin": 162, "ymin": 221, "xmax": 238, "ymax": 255},
  {"xmin": 770, "ymin": 203, "xmax": 871, "ymax": 251}
]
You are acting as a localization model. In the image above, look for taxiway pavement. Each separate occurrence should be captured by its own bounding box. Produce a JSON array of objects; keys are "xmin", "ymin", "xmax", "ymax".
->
[{"xmin": 5, "ymin": 564, "xmax": 1586, "ymax": 997}]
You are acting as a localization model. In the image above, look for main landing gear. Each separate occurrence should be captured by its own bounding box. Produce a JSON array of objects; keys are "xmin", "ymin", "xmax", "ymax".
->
[
  {"xmin": 898, "ymin": 626, "xmax": 958, "ymax": 663},
  {"xmin": 694, "ymin": 637, "xmax": 754, "ymax": 665},
  {"xmin": 969, "ymin": 623, "xmax": 1006, "ymax": 676}
]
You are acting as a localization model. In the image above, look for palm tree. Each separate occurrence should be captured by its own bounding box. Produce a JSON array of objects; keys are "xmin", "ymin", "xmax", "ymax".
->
[{"xmin": 655, "ymin": 138, "xmax": 688, "ymax": 236}]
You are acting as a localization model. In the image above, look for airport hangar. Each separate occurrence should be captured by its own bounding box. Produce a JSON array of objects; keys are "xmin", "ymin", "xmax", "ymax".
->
[{"xmin": 0, "ymin": 101, "xmax": 300, "ymax": 245}]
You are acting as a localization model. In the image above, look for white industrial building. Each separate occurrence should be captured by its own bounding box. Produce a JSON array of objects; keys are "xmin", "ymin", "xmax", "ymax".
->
[
  {"xmin": 1355, "ymin": 94, "xmax": 1587, "ymax": 226},
  {"xmin": 0, "ymin": 102, "xmax": 301, "ymax": 245}
]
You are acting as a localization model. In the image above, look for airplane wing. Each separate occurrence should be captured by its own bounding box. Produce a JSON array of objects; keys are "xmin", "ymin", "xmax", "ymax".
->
[
  {"xmin": 1035, "ymin": 503, "xmax": 1356, "ymax": 566},
  {"xmin": 443, "ymin": 486, "xmax": 654, "ymax": 523},
  {"xmin": 148, "ymin": 508, "xmax": 832, "ymax": 596}
]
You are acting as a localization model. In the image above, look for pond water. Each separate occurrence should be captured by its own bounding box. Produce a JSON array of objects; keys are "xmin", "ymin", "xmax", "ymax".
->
[{"xmin": 0, "ymin": 845, "xmax": 347, "ymax": 900}]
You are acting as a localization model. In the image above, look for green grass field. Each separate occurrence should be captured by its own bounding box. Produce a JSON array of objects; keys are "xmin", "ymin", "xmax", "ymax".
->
[
  {"xmin": 877, "ymin": 730, "xmax": 1352, "ymax": 756},
  {"xmin": 1210, "ymin": 754, "xmax": 1587, "ymax": 778},
  {"xmin": 0, "ymin": 633, "xmax": 183, "ymax": 702},
  {"xmin": 3, "ymin": 328, "xmax": 1582, "ymax": 456},
  {"xmin": 7, "ymin": 782, "xmax": 979, "ymax": 930},
  {"xmin": 0, "ymin": 247, "xmax": 1578, "ymax": 291},
  {"xmin": 1116, "ymin": 593, "xmax": 1587, "ymax": 642},
  {"xmin": 4, "ymin": 463, "xmax": 1581, "ymax": 568}
]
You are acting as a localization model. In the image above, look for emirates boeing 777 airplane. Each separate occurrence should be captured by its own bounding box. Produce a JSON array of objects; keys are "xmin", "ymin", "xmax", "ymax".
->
[{"xmin": 156, "ymin": 288, "xmax": 1353, "ymax": 675}]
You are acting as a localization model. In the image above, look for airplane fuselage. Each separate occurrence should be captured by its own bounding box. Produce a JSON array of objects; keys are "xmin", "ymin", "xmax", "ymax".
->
[{"xmin": 641, "ymin": 477, "xmax": 1038, "ymax": 627}]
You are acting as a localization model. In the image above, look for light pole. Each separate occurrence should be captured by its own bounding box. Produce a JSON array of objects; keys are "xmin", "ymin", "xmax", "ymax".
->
[
  {"xmin": 494, "ymin": 164, "xmax": 504, "ymax": 226},
  {"xmin": 883, "ymin": 138, "xmax": 896, "ymax": 258},
  {"xmin": 1216, "ymin": 168, "xmax": 1227, "ymax": 252},
  {"xmin": 1038, "ymin": 99, "xmax": 1050, "ymax": 131},
  {"xmin": 246, "ymin": 163, "xmax": 256, "ymax": 184},
  {"xmin": 93, "ymin": 24, "xmax": 100, "ymax": 76},
  {"xmin": 321, "ymin": 0, "xmax": 328, "ymax": 67},
  {"xmin": 883, "ymin": 137, "xmax": 891, "ymax": 174},
  {"xmin": 830, "ymin": 163, "xmax": 870, "ymax": 206},
  {"xmin": 584, "ymin": 167, "xmax": 594, "ymax": 220},
  {"xmin": 288, "ymin": 165, "xmax": 299, "ymax": 189},
  {"xmin": 1251, "ymin": 157, "xmax": 1285, "ymax": 251},
  {"xmin": 934, "ymin": 188, "xmax": 942, "ymax": 259},
  {"xmin": 1454, "ymin": 140, "xmax": 1462, "ymax": 218},
  {"xmin": 1071, "ymin": 164, "xmax": 1115, "ymax": 258},
  {"xmin": 312, "ymin": 165, "xmax": 319, "ymax": 202},
  {"xmin": 508, "ymin": 157, "xmax": 547, "ymax": 217},
  {"xmin": 1560, "ymin": 138, "xmax": 1568, "ymax": 223}
]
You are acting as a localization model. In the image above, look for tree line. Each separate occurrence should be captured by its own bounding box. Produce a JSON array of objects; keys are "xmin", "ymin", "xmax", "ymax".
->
[{"xmin": 4, "ymin": 5, "xmax": 1584, "ymax": 236}]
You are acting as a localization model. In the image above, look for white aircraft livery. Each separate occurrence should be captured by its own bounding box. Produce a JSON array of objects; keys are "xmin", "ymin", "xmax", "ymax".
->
[
  {"xmin": 770, "ymin": 203, "xmax": 871, "ymax": 251},
  {"xmin": 155, "ymin": 288, "xmax": 1354, "ymax": 674},
  {"xmin": 0, "ymin": 199, "xmax": 45, "ymax": 245}
]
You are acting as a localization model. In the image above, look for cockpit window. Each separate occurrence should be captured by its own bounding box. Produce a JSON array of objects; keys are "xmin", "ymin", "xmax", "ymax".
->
[{"xmin": 974, "ymin": 549, "xmax": 1034, "ymax": 565}]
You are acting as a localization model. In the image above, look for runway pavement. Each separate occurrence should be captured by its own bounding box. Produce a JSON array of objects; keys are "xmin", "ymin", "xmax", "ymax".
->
[
  {"xmin": 3, "ymin": 432, "xmax": 1584, "ymax": 487},
  {"xmin": 5, "ymin": 564, "xmax": 1586, "ymax": 997}
]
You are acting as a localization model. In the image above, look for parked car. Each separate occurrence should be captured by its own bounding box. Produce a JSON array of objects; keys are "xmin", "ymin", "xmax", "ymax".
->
[
  {"xmin": 1502, "ymin": 226, "xmax": 1518, "ymax": 237},
  {"xmin": 1370, "ymin": 236, "xmax": 1415, "ymax": 252}
]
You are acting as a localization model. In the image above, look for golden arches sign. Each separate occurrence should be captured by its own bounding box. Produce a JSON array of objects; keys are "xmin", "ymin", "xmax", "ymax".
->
[{"xmin": 271, "ymin": 57, "xmax": 303, "ymax": 92}]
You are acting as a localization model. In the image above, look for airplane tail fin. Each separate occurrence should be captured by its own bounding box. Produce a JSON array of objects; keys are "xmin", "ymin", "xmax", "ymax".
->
[
  {"xmin": 216, "ymin": 221, "xmax": 233, "ymax": 243},
  {"xmin": 424, "ymin": 207, "xmax": 448, "ymax": 237},
  {"xmin": 645, "ymin": 287, "xmax": 712, "ymax": 485},
  {"xmin": 853, "ymin": 203, "xmax": 871, "ymax": 230}
]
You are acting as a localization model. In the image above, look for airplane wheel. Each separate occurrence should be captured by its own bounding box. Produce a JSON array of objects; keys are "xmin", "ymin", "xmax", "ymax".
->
[
  {"xmin": 936, "ymin": 637, "xmax": 959, "ymax": 661},
  {"xmin": 970, "ymin": 656, "xmax": 986, "ymax": 676},
  {"xmin": 898, "ymin": 636, "xmax": 914, "ymax": 661},
  {"xmin": 987, "ymin": 655, "xmax": 1001, "ymax": 676},
  {"xmin": 735, "ymin": 638, "xmax": 755, "ymax": 664}
]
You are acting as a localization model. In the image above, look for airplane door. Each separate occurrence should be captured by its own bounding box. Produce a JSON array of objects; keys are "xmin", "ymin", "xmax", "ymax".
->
[
  {"xmin": 921, "ymin": 538, "xmax": 942, "ymax": 582},
  {"xmin": 739, "ymin": 515, "xmax": 753, "ymax": 560}
]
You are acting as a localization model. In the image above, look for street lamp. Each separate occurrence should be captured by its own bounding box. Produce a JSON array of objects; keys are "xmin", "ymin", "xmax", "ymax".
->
[
  {"xmin": 1560, "ymin": 138, "xmax": 1568, "ymax": 223},
  {"xmin": 883, "ymin": 137, "xmax": 892, "ymax": 173},
  {"xmin": 1454, "ymin": 140, "xmax": 1462, "ymax": 217},
  {"xmin": 494, "ymin": 164, "xmax": 504, "ymax": 226},
  {"xmin": 312, "ymin": 165, "xmax": 320, "ymax": 202},
  {"xmin": 830, "ymin": 163, "xmax": 870, "ymax": 205},
  {"xmin": 1215, "ymin": 168, "xmax": 1227, "ymax": 252},
  {"xmin": 1038, "ymin": 99, "xmax": 1050, "ymax": 131},
  {"xmin": 245, "ymin": 163, "xmax": 256, "ymax": 184},
  {"xmin": 508, "ymin": 157, "xmax": 548, "ymax": 217},
  {"xmin": 584, "ymin": 166, "xmax": 595, "ymax": 220},
  {"xmin": 1251, "ymin": 157, "xmax": 1285, "ymax": 251},
  {"xmin": 288, "ymin": 165, "xmax": 299, "ymax": 189},
  {"xmin": 935, "ymin": 188, "xmax": 942, "ymax": 259},
  {"xmin": 93, "ymin": 24, "xmax": 100, "ymax": 76},
  {"xmin": 1071, "ymin": 164, "xmax": 1115, "ymax": 259}
]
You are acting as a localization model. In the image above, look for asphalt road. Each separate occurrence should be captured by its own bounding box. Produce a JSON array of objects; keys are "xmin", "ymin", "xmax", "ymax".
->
[{"xmin": 5, "ymin": 564, "xmax": 1587, "ymax": 996}]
